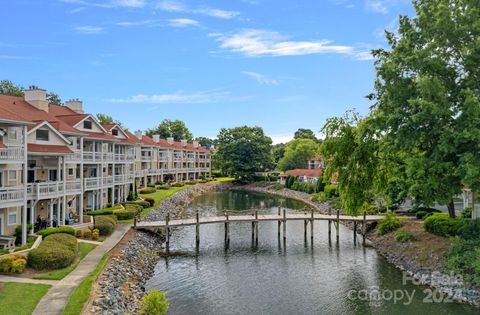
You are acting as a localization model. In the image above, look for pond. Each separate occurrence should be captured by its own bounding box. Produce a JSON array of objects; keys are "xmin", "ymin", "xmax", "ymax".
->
[{"xmin": 146, "ymin": 190, "xmax": 478, "ymax": 314}]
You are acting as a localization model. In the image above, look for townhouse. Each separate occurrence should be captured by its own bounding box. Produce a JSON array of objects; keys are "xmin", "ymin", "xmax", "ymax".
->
[{"xmin": 0, "ymin": 87, "xmax": 211, "ymax": 244}]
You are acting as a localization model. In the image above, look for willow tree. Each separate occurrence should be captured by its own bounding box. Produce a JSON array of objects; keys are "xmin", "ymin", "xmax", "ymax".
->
[
  {"xmin": 369, "ymin": 0, "xmax": 480, "ymax": 218},
  {"xmin": 321, "ymin": 111, "xmax": 382, "ymax": 216}
]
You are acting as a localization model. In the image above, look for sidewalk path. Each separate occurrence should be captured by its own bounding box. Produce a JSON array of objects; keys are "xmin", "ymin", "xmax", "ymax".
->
[
  {"xmin": 32, "ymin": 224, "xmax": 131, "ymax": 315},
  {"xmin": 0, "ymin": 275, "xmax": 58, "ymax": 286}
]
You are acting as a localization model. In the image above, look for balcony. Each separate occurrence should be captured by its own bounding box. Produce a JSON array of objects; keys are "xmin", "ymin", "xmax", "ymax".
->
[
  {"xmin": 83, "ymin": 151, "xmax": 103, "ymax": 163},
  {"xmin": 114, "ymin": 174, "xmax": 135, "ymax": 184},
  {"xmin": 65, "ymin": 150, "xmax": 82, "ymax": 162},
  {"xmin": 114, "ymin": 153, "xmax": 135, "ymax": 163},
  {"xmin": 84, "ymin": 176, "xmax": 114, "ymax": 191},
  {"xmin": 0, "ymin": 146, "xmax": 24, "ymax": 163},
  {"xmin": 0, "ymin": 187, "xmax": 24, "ymax": 207},
  {"xmin": 27, "ymin": 179, "xmax": 83, "ymax": 200}
]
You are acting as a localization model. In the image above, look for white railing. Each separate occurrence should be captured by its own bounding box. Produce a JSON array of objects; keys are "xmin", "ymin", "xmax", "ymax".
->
[
  {"xmin": 27, "ymin": 182, "xmax": 63, "ymax": 199},
  {"xmin": 102, "ymin": 176, "xmax": 113, "ymax": 187},
  {"xmin": 65, "ymin": 179, "xmax": 82, "ymax": 194},
  {"xmin": 65, "ymin": 150, "xmax": 82, "ymax": 162},
  {"xmin": 103, "ymin": 152, "xmax": 114, "ymax": 162},
  {"xmin": 83, "ymin": 151, "xmax": 103, "ymax": 163},
  {"xmin": 115, "ymin": 153, "xmax": 135, "ymax": 162},
  {"xmin": 0, "ymin": 187, "xmax": 24, "ymax": 205},
  {"xmin": 84, "ymin": 177, "xmax": 101, "ymax": 190},
  {"xmin": 0, "ymin": 146, "xmax": 24, "ymax": 162}
]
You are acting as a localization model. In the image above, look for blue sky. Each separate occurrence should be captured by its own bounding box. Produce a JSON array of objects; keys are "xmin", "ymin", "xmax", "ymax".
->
[{"xmin": 0, "ymin": 0, "xmax": 414, "ymax": 143}]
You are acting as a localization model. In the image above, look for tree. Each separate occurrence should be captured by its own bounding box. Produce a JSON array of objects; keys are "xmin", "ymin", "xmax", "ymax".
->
[
  {"xmin": 194, "ymin": 136, "xmax": 215, "ymax": 148},
  {"xmin": 0, "ymin": 80, "xmax": 24, "ymax": 96},
  {"xmin": 96, "ymin": 113, "xmax": 127, "ymax": 130},
  {"xmin": 369, "ymin": 0, "xmax": 480, "ymax": 217},
  {"xmin": 321, "ymin": 111, "xmax": 381, "ymax": 215},
  {"xmin": 277, "ymin": 138, "xmax": 319, "ymax": 171},
  {"xmin": 272, "ymin": 143, "xmax": 286, "ymax": 166},
  {"xmin": 214, "ymin": 126, "xmax": 273, "ymax": 180},
  {"xmin": 146, "ymin": 119, "xmax": 193, "ymax": 142},
  {"xmin": 294, "ymin": 128, "xmax": 317, "ymax": 141},
  {"xmin": 46, "ymin": 92, "xmax": 61, "ymax": 104}
]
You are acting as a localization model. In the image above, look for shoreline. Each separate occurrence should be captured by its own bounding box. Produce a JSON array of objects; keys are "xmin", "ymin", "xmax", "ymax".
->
[{"xmin": 238, "ymin": 183, "xmax": 480, "ymax": 307}]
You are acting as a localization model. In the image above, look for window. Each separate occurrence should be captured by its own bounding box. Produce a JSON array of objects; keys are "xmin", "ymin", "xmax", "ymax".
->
[
  {"xmin": 83, "ymin": 120, "xmax": 92, "ymax": 129},
  {"xmin": 68, "ymin": 168, "xmax": 74, "ymax": 176},
  {"xmin": 49, "ymin": 169, "xmax": 58, "ymax": 181},
  {"xmin": 36, "ymin": 129, "xmax": 49, "ymax": 141},
  {"xmin": 112, "ymin": 129, "xmax": 118, "ymax": 136},
  {"xmin": 8, "ymin": 170, "xmax": 16, "ymax": 181},
  {"xmin": 8, "ymin": 210, "xmax": 17, "ymax": 225},
  {"xmin": 8, "ymin": 128, "xmax": 18, "ymax": 141}
]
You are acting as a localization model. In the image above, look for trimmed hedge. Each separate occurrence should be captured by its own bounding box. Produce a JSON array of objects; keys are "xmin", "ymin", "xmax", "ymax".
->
[
  {"xmin": 36, "ymin": 226, "xmax": 75, "ymax": 237},
  {"xmin": 324, "ymin": 185, "xmax": 338, "ymax": 198},
  {"xmin": 144, "ymin": 197, "xmax": 155, "ymax": 207},
  {"xmin": 94, "ymin": 215, "xmax": 117, "ymax": 236},
  {"xmin": 115, "ymin": 210, "xmax": 135, "ymax": 220},
  {"xmin": 156, "ymin": 184, "xmax": 170, "ymax": 190},
  {"xmin": 0, "ymin": 253, "xmax": 27, "ymax": 273},
  {"xmin": 424, "ymin": 213, "xmax": 463, "ymax": 237},
  {"xmin": 28, "ymin": 234, "xmax": 78, "ymax": 270},
  {"xmin": 139, "ymin": 187, "xmax": 156, "ymax": 194},
  {"xmin": 171, "ymin": 182, "xmax": 185, "ymax": 187},
  {"xmin": 86, "ymin": 209, "xmax": 114, "ymax": 216},
  {"xmin": 136, "ymin": 200, "xmax": 151, "ymax": 208}
]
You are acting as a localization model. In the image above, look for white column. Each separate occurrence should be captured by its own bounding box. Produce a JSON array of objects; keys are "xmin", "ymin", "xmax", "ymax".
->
[
  {"xmin": 22, "ymin": 125, "xmax": 28, "ymax": 245},
  {"xmin": 49, "ymin": 200, "xmax": 54, "ymax": 227},
  {"xmin": 62, "ymin": 156, "xmax": 66, "ymax": 226},
  {"xmin": 79, "ymin": 137, "xmax": 84, "ymax": 223},
  {"xmin": 111, "ymin": 143, "xmax": 115, "ymax": 205},
  {"xmin": 29, "ymin": 201, "xmax": 34, "ymax": 235}
]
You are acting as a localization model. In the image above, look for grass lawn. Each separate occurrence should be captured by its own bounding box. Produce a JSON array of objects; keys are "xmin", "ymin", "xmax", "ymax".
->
[
  {"xmin": 0, "ymin": 282, "xmax": 51, "ymax": 315},
  {"xmin": 62, "ymin": 252, "xmax": 109, "ymax": 315},
  {"xmin": 213, "ymin": 177, "xmax": 235, "ymax": 182},
  {"xmin": 32, "ymin": 243, "xmax": 97, "ymax": 280},
  {"xmin": 139, "ymin": 185, "xmax": 191, "ymax": 218}
]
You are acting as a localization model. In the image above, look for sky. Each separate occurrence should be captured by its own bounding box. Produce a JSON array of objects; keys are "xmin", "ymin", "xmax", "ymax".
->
[{"xmin": 0, "ymin": 0, "xmax": 415, "ymax": 143}]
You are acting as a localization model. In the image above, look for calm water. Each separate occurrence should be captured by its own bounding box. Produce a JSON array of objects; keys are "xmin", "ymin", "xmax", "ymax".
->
[{"xmin": 147, "ymin": 191, "xmax": 478, "ymax": 315}]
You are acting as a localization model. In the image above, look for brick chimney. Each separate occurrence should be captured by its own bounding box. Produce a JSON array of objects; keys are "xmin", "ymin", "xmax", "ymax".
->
[
  {"xmin": 167, "ymin": 137, "xmax": 174, "ymax": 144},
  {"xmin": 152, "ymin": 135, "xmax": 160, "ymax": 143},
  {"xmin": 181, "ymin": 139, "xmax": 187, "ymax": 147},
  {"xmin": 24, "ymin": 86, "xmax": 49, "ymax": 112},
  {"xmin": 65, "ymin": 99, "xmax": 84, "ymax": 114},
  {"xmin": 135, "ymin": 130, "xmax": 142, "ymax": 140}
]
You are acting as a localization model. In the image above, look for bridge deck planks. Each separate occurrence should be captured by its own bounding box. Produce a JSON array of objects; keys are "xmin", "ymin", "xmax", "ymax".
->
[{"xmin": 135, "ymin": 213, "xmax": 384, "ymax": 229}]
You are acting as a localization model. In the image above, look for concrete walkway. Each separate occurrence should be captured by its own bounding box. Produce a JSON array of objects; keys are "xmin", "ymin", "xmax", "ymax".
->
[
  {"xmin": 0, "ymin": 275, "xmax": 58, "ymax": 286},
  {"xmin": 32, "ymin": 224, "xmax": 131, "ymax": 315}
]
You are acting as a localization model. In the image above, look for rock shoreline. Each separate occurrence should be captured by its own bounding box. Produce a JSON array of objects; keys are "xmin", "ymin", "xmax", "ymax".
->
[
  {"xmin": 237, "ymin": 183, "xmax": 480, "ymax": 307},
  {"xmin": 89, "ymin": 181, "xmax": 231, "ymax": 315}
]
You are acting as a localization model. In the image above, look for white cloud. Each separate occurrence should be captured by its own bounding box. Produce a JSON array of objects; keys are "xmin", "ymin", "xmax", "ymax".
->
[
  {"xmin": 107, "ymin": 90, "xmax": 230, "ymax": 104},
  {"xmin": 365, "ymin": 0, "xmax": 389, "ymax": 14},
  {"xmin": 168, "ymin": 18, "xmax": 199, "ymax": 27},
  {"xmin": 211, "ymin": 29, "xmax": 353, "ymax": 57},
  {"xmin": 269, "ymin": 134, "xmax": 293, "ymax": 145},
  {"xmin": 157, "ymin": 0, "xmax": 239, "ymax": 19},
  {"xmin": 75, "ymin": 25, "xmax": 104, "ymax": 34},
  {"xmin": 241, "ymin": 71, "xmax": 278, "ymax": 85},
  {"xmin": 116, "ymin": 20, "xmax": 158, "ymax": 27},
  {"xmin": 115, "ymin": 0, "xmax": 145, "ymax": 7},
  {"xmin": 60, "ymin": 0, "xmax": 145, "ymax": 8}
]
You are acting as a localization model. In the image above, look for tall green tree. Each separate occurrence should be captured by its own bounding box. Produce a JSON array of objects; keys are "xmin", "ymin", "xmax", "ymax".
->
[
  {"xmin": 0, "ymin": 80, "xmax": 24, "ymax": 96},
  {"xmin": 272, "ymin": 143, "xmax": 286, "ymax": 166},
  {"xmin": 146, "ymin": 119, "xmax": 193, "ymax": 142},
  {"xmin": 46, "ymin": 92, "xmax": 61, "ymax": 104},
  {"xmin": 369, "ymin": 0, "xmax": 480, "ymax": 217},
  {"xmin": 294, "ymin": 128, "xmax": 317, "ymax": 141},
  {"xmin": 96, "ymin": 113, "xmax": 127, "ymax": 130},
  {"xmin": 321, "ymin": 111, "xmax": 382, "ymax": 215},
  {"xmin": 214, "ymin": 126, "xmax": 273, "ymax": 180},
  {"xmin": 194, "ymin": 136, "xmax": 215, "ymax": 148},
  {"xmin": 278, "ymin": 138, "xmax": 319, "ymax": 171}
]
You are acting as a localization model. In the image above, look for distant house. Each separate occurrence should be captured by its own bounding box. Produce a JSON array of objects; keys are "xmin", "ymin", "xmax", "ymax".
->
[
  {"xmin": 278, "ymin": 156, "xmax": 324, "ymax": 184},
  {"xmin": 308, "ymin": 155, "xmax": 324, "ymax": 170}
]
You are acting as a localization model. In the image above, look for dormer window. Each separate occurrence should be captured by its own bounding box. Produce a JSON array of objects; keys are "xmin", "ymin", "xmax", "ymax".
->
[
  {"xmin": 36, "ymin": 129, "xmax": 49, "ymax": 141},
  {"xmin": 112, "ymin": 129, "xmax": 118, "ymax": 136},
  {"xmin": 83, "ymin": 120, "xmax": 92, "ymax": 130}
]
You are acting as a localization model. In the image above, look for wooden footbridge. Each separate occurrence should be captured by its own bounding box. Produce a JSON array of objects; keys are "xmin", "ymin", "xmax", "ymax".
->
[{"xmin": 134, "ymin": 208, "xmax": 384, "ymax": 251}]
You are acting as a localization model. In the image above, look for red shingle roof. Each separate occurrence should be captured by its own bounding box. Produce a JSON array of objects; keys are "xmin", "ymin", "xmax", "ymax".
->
[
  {"xmin": 285, "ymin": 169, "xmax": 322, "ymax": 178},
  {"xmin": 28, "ymin": 144, "xmax": 73, "ymax": 154}
]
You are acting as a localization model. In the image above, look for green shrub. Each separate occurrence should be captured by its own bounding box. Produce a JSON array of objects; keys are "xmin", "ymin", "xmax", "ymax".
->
[
  {"xmin": 416, "ymin": 211, "xmax": 428, "ymax": 219},
  {"xmin": 83, "ymin": 229, "xmax": 92, "ymax": 239},
  {"xmin": 92, "ymin": 230, "xmax": 99, "ymax": 240},
  {"xmin": 272, "ymin": 183, "xmax": 284, "ymax": 190},
  {"xmin": 36, "ymin": 227, "xmax": 75, "ymax": 237},
  {"xmin": 144, "ymin": 197, "xmax": 155, "ymax": 207},
  {"xmin": 156, "ymin": 184, "xmax": 170, "ymax": 190},
  {"xmin": 324, "ymin": 185, "xmax": 338, "ymax": 198},
  {"xmin": 139, "ymin": 289, "xmax": 169, "ymax": 315},
  {"xmin": 0, "ymin": 253, "xmax": 27, "ymax": 273},
  {"xmin": 376, "ymin": 211, "xmax": 403, "ymax": 235},
  {"xmin": 86, "ymin": 209, "xmax": 114, "ymax": 216},
  {"xmin": 136, "ymin": 200, "xmax": 151, "ymax": 208},
  {"xmin": 147, "ymin": 183, "xmax": 156, "ymax": 188},
  {"xmin": 28, "ymin": 234, "xmax": 78, "ymax": 270},
  {"xmin": 94, "ymin": 216, "xmax": 116, "ymax": 236},
  {"xmin": 75, "ymin": 230, "xmax": 83, "ymax": 238},
  {"xmin": 457, "ymin": 218, "xmax": 480, "ymax": 241},
  {"xmin": 171, "ymin": 182, "xmax": 184, "ymax": 187},
  {"xmin": 424, "ymin": 213, "xmax": 462, "ymax": 237},
  {"xmin": 445, "ymin": 237, "xmax": 480, "ymax": 286},
  {"xmin": 139, "ymin": 187, "xmax": 156, "ymax": 194},
  {"xmin": 315, "ymin": 178, "xmax": 325, "ymax": 193},
  {"xmin": 394, "ymin": 229, "xmax": 416, "ymax": 242},
  {"xmin": 408, "ymin": 206, "xmax": 440, "ymax": 215},
  {"xmin": 461, "ymin": 207, "xmax": 473, "ymax": 219},
  {"xmin": 125, "ymin": 203, "xmax": 143, "ymax": 215},
  {"xmin": 115, "ymin": 210, "xmax": 135, "ymax": 220}
]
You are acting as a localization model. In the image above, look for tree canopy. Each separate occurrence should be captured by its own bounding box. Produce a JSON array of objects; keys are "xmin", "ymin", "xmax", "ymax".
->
[
  {"xmin": 278, "ymin": 138, "xmax": 319, "ymax": 171},
  {"xmin": 46, "ymin": 92, "xmax": 61, "ymax": 104},
  {"xmin": 146, "ymin": 119, "xmax": 193, "ymax": 142},
  {"xmin": 96, "ymin": 113, "xmax": 127, "ymax": 130},
  {"xmin": 293, "ymin": 128, "xmax": 318, "ymax": 141},
  {"xmin": 214, "ymin": 126, "xmax": 273, "ymax": 180},
  {"xmin": 194, "ymin": 136, "xmax": 215, "ymax": 148},
  {"xmin": 0, "ymin": 80, "xmax": 24, "ymax": 97}
]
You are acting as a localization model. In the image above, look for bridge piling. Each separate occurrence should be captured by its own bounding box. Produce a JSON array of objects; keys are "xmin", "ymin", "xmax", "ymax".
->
[
  {"xmin": 310, "ymin": 208, "xmax": 314, "ymax": 241},
  {"xmin": 166, "ymin": 212, "xmax": 170, "ymax": 253},
  {"xmin": 328, "ymin": 208, "xmax": 332, "ymax": 238},
  {"xmin": 353, "ymin": 221, "xmax": 357, "ymax": 244},
  {"xmin": 362, "ymin": 211, "xmax": 366, "ymax": 246},
  {"xmin": 224, "ymin": 211, "xmax": 230, "ymax": 244},
  {"xmin": 336, "ymin": 209, "xmax": 340, "ymax": 239},
  {"xmin": 196, "ymin": 210, "xmax": 200, "ymax": 247},
  {"xmin": 277, "ymin": 206, "xmax": 281, "ymax": 238},
  {"xmin": 251, "ymin": 211, "xmax": 255, "ymax": 241},
  {"xmin": 283, "ymin": 209, "xmax": 286, "ymax": 240},
  {"xmin": 303, "ymin": 208, "xmax": 307, "ymax": 239},
  {"xmin": 255, "ymin": 210, "xmax": 259, "ymax": 243}
]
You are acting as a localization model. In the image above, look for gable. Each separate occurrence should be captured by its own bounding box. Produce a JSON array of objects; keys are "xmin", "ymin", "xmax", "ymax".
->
[
  {"xmin": 74, "ymin": 116, "xmax": 106, "ymax": 133},
  {"xmin": 27, "ymin": 122, "xmax": 71, "ymax": 146}
]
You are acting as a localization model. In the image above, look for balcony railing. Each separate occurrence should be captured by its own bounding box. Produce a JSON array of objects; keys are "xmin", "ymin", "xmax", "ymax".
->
[
  {"xmin": 65, "ymin": 150, "xmax": 82, "ymax": 162},
  {"xmin": 0, "ymin": 146, "xmax": 24, "ymax": 163},
  {"xmin": 83, "ymin": 151, "xmax": 103, "ymax": 163},
  {"xmin": 26, "ymin": 180, "xmax": 83, "ymax": 199},
  {"xmin": 0, "ymin": 187, "xmax": 24, "ymax": 206}
]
